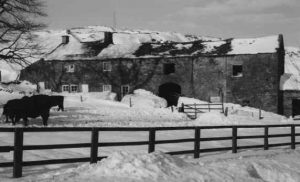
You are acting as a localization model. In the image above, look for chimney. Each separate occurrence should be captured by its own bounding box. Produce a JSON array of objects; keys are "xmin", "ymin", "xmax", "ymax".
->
[
  {"xmin": 62, "ymin": 35, "xmax": 69, "ymax": 44},
  {"xmin": 104, "ymin": 32, "xmax": 113, "ymax": 45}
]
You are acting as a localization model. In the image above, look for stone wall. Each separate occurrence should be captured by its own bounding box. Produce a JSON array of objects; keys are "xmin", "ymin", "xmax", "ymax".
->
[
  {"xmin": 283, "ymin": 91, "xmax": 300, "ymax": 117},
  {"xmin": 20, "ymin": 53, "xmax": 281, "ymax": 113}
]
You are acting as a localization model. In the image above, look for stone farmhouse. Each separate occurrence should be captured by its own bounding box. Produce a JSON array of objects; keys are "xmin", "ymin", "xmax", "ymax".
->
[{"xmin": 20, "ymin": 26, "xmax": 291, "ymax": 116}]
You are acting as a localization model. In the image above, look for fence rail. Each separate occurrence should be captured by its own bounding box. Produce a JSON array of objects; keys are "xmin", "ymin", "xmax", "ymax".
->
[
  {"xmin": 0, "ymin": 124, "xmax": 299, "ymax": 178},
  {"xmin": 180, "ymin": 103, "xmax": 224, "ymax": 119}
]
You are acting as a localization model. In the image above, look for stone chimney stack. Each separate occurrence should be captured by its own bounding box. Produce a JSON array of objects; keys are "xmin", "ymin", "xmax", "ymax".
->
[
  {"xmin": 104, "ymin": 32, "xmax": 113, "ymax": 45},
  {"xmin": 62, "ymin": 35, "xmax": 69, "ymax": 44}
]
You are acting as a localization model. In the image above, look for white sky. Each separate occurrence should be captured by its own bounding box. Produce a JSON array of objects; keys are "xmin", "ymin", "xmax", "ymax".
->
[{"xmin": 44, "ymin": 0, "xmax": 300, "ymax": 46}]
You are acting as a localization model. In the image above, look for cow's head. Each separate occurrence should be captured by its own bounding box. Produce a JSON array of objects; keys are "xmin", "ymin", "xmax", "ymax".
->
[{"xmin": 51, "ymin": 96, "xmax": 64, "ymax": 111}]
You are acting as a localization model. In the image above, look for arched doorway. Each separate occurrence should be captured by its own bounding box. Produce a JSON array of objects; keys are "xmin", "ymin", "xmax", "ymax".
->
[{"xmin": 159, "ymin": 83, "xmax": 181, "ymax": 107}]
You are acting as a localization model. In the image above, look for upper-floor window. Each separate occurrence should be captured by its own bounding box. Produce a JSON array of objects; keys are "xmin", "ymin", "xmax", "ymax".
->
[
  {"xmin": 232, "ymin": 65, "xmax": 243, "ymax": 77},
  {"xmin": 103, "ymin": 62, "xmax": 112, "ymax": 71},
  {"xmin": 65, "ymin": 64, "xmax": 75, "ymax": 73},
  {"xmin": 103, "ymin": 84, "xmax": 112, "ymax": 92},
  {"xmin": 163, "ymin": 63, "xmax": 175, "ymax": 75}
]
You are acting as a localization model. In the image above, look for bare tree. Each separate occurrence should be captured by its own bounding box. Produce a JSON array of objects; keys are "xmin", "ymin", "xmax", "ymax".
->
[{"xmin": 0, "ymin": 0, "xmax": 46, "ymax": 66}]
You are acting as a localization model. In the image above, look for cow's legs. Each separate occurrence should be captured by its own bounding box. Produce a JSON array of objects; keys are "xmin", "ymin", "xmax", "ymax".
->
[
  {"xmin": 5, "ymin": 115, "xmax": 9, "ymax": 123},
  {"xmin": 41, "ymin": 112, "xmax": 49, "ymax": 126},
  {"xmin": 13, "ymin": 116, "xmax": 20, "ymax": 125}
]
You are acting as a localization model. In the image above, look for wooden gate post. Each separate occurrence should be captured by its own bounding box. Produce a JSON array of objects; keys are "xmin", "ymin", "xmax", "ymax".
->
[
  {"xmin": 194, "ymin": 128, "xmax": 201, "ymax": 158},
  {"xmin": 232, "ymin": 126, "xmax": 237, "ymax": 153},
  {"xmin": 13, "ymin": 128, "xmax": 24, "ymax": 178},
  {"xmin": 264, "ymin": 126, "xmax": 269, "ymax": 150},
  {"xmin": 291, "ymin": 125, "xmax": 296, "ymax": 150},
  {"xmin": 148, "ymin": 129, "xmax": 156, "ymax": 153},
  {"xmin": 90, "ymin": 128, "xmax": 99, "ymax": 164}
]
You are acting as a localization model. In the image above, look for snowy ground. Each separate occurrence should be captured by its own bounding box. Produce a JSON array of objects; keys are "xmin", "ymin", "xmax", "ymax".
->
[{"xmin": 0, "ymin": 90, "xmax": 300, "ymax": 181}]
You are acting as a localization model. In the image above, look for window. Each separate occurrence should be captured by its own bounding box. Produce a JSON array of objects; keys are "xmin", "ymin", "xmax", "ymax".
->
[
  {"xmin": 103, "ymin": 62, "xmax": 112, "ymax": 71},
  {"xmin": 121, "ymin": 85, "xmax": 130, "ymax": 98},
  {"xmin": 103, "ymin": 84, "xmax": 112, "ymax": 92},
  {"xmin": 232, "ymin": 65, "xmax": 243, "ymax": 77},
  {"xmin": 62, "ymin": 85, "xmax": 69, "ymax": 92},
  {"xmin": 70, "ymin": 85, "xmax": 79, "ymax": 92},
  {"xmin": 65, "ymin": 64, "xmax": 75, "ymax": 73},
  {"xmin": 163, "ymin": 63, "xmax": 175, "ymax": 75}
]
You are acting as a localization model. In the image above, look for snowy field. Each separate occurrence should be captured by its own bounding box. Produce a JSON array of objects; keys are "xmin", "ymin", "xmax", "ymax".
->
[{"xmin": 0, "ymin": 89, "xmax": 300, "ymax": 181}]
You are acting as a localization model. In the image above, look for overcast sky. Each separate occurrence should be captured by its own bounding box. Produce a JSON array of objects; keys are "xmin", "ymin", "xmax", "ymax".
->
[{"xmin": 45, "ymin": 0, "xmax": 300, "ymax": 46}]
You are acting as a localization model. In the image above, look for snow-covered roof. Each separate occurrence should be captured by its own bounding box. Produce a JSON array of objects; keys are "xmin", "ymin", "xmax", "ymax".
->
[
  {"xmin": 11, "ymin": 25, "xmax": 277, "ymax": 61},
  {"xmin": 45, "ymin": 32, "xmax": 280, "ymax": 60}
]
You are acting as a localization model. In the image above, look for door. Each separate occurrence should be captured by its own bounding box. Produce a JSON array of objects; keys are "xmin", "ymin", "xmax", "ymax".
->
[
  {"xmin": 292, "ymin": 99, "xmax": 300, "ymax": 117},
  {"xmin": 121, "ymin": 85, "xmax": 130, "ymax": 98}
]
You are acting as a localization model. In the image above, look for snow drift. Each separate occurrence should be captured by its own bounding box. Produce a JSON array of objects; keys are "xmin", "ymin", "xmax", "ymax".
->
[{"xmin": 121, "ymin": 89, "xmax": 167, "ymax": 108}]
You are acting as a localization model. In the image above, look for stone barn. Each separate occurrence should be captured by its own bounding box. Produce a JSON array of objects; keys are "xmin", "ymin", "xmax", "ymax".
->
[{"xmin": 20, "ymin": 26, "xmax": 285, "ymax": 114}]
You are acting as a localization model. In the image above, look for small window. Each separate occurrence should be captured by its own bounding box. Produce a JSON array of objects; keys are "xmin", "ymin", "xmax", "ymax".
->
[
  {"xmin": 103, "ymin": 85, "xmax": 112, "ymax": 92},
  {"xmin": 62, "ymin": 85, "xmax": 69, "ymax": 92},
  {"xmin": 70, "ymin": 85, "xmax": 79, "ymax": 92},
  {"xmin": 103, "ymin": 62, "xmax": 112, "ymax": 71},
  {"xmin": 232, "ymin": 65, "xmax": 243, "ymax": 77},
  {"xmin": 65, "ymin": 64, "xmax": 75, "ymax": 73},
  {"xmin": 121, "ymin": 85, "xmax": 130, "ymax": 98},
  {"xmin": 163, "ymin": 63, "xmax": 175, "ymax": 75}
]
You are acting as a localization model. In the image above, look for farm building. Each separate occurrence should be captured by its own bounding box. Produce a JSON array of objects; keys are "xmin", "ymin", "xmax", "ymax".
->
[{"xmin": 19, "ymin": 26, "xmax": 287, "ymax": 115}]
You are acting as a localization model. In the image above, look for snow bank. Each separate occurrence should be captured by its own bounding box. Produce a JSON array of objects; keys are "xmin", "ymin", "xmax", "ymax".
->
[
  {"xmin": 177, "ymin": 96, "xmax": 209, "ymax": 106},
  {"xmin": 194, "ymin": 112, "xmax": 232, "ymax": 125},
  {"xmin": 84, "ymin": 151, "xmax": 188, "ymax": 180},
  {"xmin": 18, "ymin": 150, "xmax": 300, "ymax": 182},
  {"xmin": 121, "ymin": 89, "xmax": 167, "ymax": 108},
  {"xmin": 0, "ymin": 80, "xmax": 36, "ymax": 106}
]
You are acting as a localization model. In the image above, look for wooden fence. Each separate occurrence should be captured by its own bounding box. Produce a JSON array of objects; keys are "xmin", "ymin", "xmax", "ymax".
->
[
  {"xmin": 0, "ymin": 124, "xmax": 299, "ymax": 178},
  {"xmin": 180, "ymin": 103, "xmax": 224, "ymax": 119}
]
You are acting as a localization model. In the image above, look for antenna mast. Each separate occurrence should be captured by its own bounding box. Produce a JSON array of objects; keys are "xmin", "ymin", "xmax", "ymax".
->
[{"xmin": 113, "ymin": 11, "xmax": 117, "ymax": 29}]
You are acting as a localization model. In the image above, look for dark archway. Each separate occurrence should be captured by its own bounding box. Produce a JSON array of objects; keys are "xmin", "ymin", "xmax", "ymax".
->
[
  {"xmin": 159, "ymin": 83, "xmax": 181, "ymax": 107},
  {"xmin": 292, "ymin": 99, "xmax": 300, "ymax": 117}
]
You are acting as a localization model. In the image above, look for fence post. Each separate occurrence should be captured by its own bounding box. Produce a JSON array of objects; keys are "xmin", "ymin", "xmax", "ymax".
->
[
  {"xmin": 13, "ymin": 128, "xmax": 24, "ymax": 178},
  {"xmin": 181, "ymin": 103, "xmax": 184, "ymax": 112},
  {"xmin": 208, "ymin": 103, "xmax": 210, "ymax": 112},
  {"xmin": 224, "ymin": 107, "xmax": 228, "ymax": 117},
  {"xmin": 129, "ymin": 97, "xmax": 132, "ymax": 107},
  {"xmin": 232, "ymin": 126, "xmax": 237, "ymax": 153},
  {"xmin": 194, "ymin": 128, "xmax": 201, "ymax": 158},
  {"xmin": 148, "ymin": 129, "xmax": 156, "ymax": 153},
  {"xmin": 291, "ymin": 125, "xmax": 296, "ymax": 150},
  {"xmin": 264, "ymin": 126, "xmax": 269, "ymax": 150},
  {"xmin": 259, "ymin": 107, "xmax": 263, "ymax": 120},
  {"xmin": 90, "ymin": 128, "xmax": 99, "ymax": 164}
]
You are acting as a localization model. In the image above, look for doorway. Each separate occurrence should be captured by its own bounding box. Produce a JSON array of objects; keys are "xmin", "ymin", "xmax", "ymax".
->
[
  {"xmin": 292, "ymin": 99, "xmax": 300, "ymax": 117},
  {"xmin": 159, "ymin": 83, "xmax": 181, "ymax": 107}
]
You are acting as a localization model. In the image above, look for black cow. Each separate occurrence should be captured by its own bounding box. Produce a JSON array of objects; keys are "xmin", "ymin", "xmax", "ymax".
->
[{"xmin": 2, "ymin": 95, "xmax": 64, "ymax": 126}]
